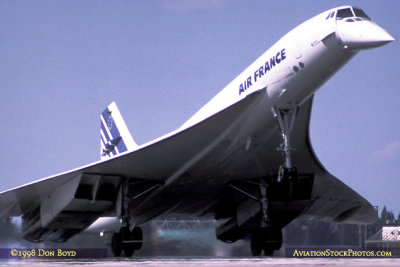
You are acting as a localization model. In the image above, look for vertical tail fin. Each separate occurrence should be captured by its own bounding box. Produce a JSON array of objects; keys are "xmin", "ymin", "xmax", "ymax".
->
[{"xmin": 100, "ymin": 102, "xmax": 138, "ymax": 160}]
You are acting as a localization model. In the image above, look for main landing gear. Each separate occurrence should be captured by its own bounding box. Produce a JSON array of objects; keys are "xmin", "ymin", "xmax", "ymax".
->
[
  {"xmin": 272, "ymin": 106, "xmax": 298, "ymax": 182},
  {"xmin": 111, "ymin": 180, "xmax": 146, "ymax": 257},
  {"xmin": 250, "ymin": 106, "xmax": 299, "ymax": 256},
  {"xmin": 111, "ymin": 226, "xmax": 143, "ymax": 257},
  {"xmin": 251, "ymin": 227, "xmax": 282, "ymax": 256},
  {"xmin": 219, "ymin": 106, "xmax": 313, "ymax": 256}
]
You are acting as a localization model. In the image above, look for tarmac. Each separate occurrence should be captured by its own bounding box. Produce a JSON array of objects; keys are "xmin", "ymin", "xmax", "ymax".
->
[{"xmin": 2, "ymin": 257, "xmax": 400, "ymax": 267}]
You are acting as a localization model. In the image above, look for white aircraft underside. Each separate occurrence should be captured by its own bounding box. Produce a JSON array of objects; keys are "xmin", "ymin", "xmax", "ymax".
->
[{"xmin": 0, "ymin": 5, "xmax": 394, "ymax": 256}]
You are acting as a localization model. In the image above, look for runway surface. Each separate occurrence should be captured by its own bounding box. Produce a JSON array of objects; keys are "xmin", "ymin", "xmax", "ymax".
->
[{"xmin": 2, "ymin": 258, "xmax": 400, "ymax": 267}]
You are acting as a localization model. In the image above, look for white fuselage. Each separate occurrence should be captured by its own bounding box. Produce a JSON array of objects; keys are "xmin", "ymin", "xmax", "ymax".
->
[
  {"xmin": 88, "ymin": 6, "xmax": 394, "ymax": 233},
  {"xmin": 180, "ymin": 9, "xmax": 343, "ymax": 130},
  {"xmin": 180, "ymin": 6, "xmax": 392, "ymax": 131},
  {"xmin": 130, "ymin": 6, "xmax": 393, "ymax": 222}
]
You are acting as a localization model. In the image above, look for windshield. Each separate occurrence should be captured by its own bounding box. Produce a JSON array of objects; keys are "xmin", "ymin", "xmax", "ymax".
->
[
  {"xmin": 336, "ymin": 7, "xmax": 371, "ymax": 21},
  {"xmin": 336, "ymin": 8, "xmax": 354, "ymax": 19},
  {"xmin": 353, "ymin": 8, "xmax": 371, "ymax": 20}
]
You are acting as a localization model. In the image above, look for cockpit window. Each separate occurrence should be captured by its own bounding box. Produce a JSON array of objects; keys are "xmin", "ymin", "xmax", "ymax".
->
[
  {"xmin": 353, "ymin": 8, "xmax": 370, "ymax": 20},
  {"xmin": 336, "ymin": 8, "xmax": 354, "ymax": 19}
]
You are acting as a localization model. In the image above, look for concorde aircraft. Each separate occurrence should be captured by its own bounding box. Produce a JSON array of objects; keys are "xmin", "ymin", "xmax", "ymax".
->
[{"xmin": 0, "ymin": 6, "xmax": 394, "ymax": 256}]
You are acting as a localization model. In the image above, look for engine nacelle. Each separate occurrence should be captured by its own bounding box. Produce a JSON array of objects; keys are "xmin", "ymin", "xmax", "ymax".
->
[
  {"xmin": 216, "ymin": 217, "xmax": 248, "ymax": 243},
  {"xmin": 22, "ymin": 174, "xmax": 120, "ymax": 243}
]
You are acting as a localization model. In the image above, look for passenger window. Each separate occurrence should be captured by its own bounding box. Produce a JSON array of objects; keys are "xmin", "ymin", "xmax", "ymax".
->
[{"xmin": 336, "ymin": 8, "xmax": 354, "ymax": 19}]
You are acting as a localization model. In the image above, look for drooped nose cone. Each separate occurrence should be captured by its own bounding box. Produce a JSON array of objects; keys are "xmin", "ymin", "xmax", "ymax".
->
[{"xmin": 336, "ymin": 19, "xmax": 395, "ymax": 50}]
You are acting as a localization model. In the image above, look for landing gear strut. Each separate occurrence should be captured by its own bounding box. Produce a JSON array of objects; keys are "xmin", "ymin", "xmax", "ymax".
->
[
  {"xmin": 251, "ymin": 106, "xmax": 299, "ymax": 256},
  {"xmin": 224, "ymin": 106, "xmax": 312, "ymax": 256},
  {"xmin": 272, "ymin": 106, "xmax": 299, "ymax": 182},
  {"xmin": 111, "ymin": 180, "xmax": 144, "ymax": 257}
]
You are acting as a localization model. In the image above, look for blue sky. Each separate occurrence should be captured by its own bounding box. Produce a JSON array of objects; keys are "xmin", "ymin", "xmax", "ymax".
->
[{"xmin": 0, "ymin": 1, "xmax": 399, "ymax": 217}]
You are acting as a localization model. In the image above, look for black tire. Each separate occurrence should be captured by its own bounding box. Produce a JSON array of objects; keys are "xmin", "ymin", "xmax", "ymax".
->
[
  {"xmin": 120, "ymin": 227, "xmax": 135, "ymax": 257},
  {"xmin": 264, "ymin": 247, "xmax": 273, "ymax": 256},
  {"xmin": 111, "ymin": 232, "xmax": 122, "ymax": 257},
  {"xmin": 251, "ymin": 233, "xmax": 262, "ymax": 256},
  {"xmin": 123, "ymin": 244, "xmax": 135, "ymax": 257},
  {"xmin": 271, "ymin": 228, "xmax": 282, "ymax": 250},
  {"xmin": 251, "ymin": 227, "xmax": 282, "ymax": 256},
  {"xmin": 120, "ymin": 227, "xmax": 131, "ymax": 240},
  {"xmin": 132, "ymin": 227, "xmax": 143, "ymax": 251},
  {"xmin": 261, "ymin": 227, "xmax": 282, "ymax": 255}
]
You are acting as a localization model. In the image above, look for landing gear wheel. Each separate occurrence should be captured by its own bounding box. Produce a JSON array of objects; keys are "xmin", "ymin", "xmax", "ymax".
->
[
  {"xmin": 120, "ymin": 227, "xmax": 135, "ymax": 257},
  {"xmin": 263, "ymin": 247, "xmax": 273, "ymax": 256},
  {"xmin": 111, "ymin": 232, "xmax": 122, "ymax": 257},
  {"xmin": 263, "ymin": 227, "xmax": 282, "ymax": 252},
  {"xmin": 251, "ymin": 233, "xmax": 263, "ymax": 256},
  {"xmin": 132, "ymin": 227, "xmax": 143, "ymax": 250},
  {"xmin": 124, "ymin": 244, "xmax": 135, "ymax": 257},
  {"xmin": 251, "ymin": 227, "xmax": 282, "ymax": 256}
]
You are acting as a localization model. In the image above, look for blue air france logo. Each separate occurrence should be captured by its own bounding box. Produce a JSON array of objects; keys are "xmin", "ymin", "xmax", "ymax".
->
[
  {"xmin": 100, "ymin": 109, "xmax": 128, "ymax": 157},
  {"xmin": 239, "ymin": 48, "xmax": 286, "ymax": 95}
]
